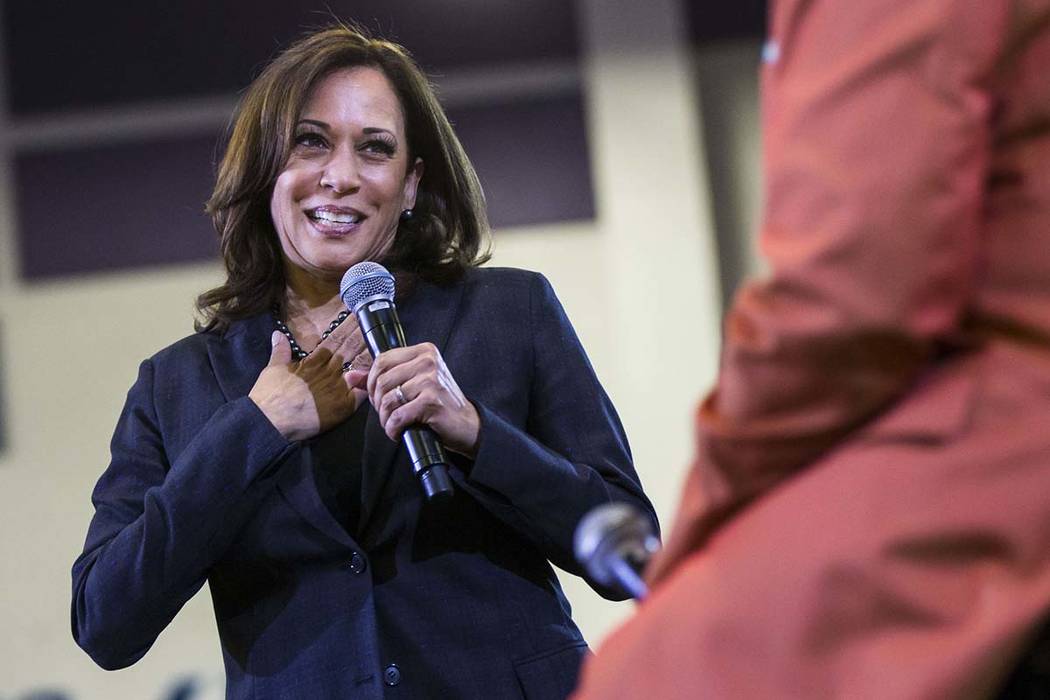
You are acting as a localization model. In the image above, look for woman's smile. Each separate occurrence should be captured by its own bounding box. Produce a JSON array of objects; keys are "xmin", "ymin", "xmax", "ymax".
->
[{"xmin": 304, "ymin": 204, "xmax": 367, "ymax": 236}]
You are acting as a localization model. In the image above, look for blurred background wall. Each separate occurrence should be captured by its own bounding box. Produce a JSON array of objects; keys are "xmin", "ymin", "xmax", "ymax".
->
[{"xmin": 0, "ymin": 0, "xmax": 765, "ymax": 697}]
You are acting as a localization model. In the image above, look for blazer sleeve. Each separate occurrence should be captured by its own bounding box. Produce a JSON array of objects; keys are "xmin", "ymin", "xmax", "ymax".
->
[
  {"xmin": 454, "ymin": 273, "xmax": 658, "ymax": 597},
  {"xmin": 71, "ymin": 358, "xmax": 297, "ymax": 669},
  {"xmin": 651, "ymin": 0, "xmax": 1014, "ymax": 574}
]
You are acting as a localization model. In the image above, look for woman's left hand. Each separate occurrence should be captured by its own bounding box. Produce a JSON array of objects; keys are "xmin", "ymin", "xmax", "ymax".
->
[{"xmin": 347, "ymin": 342, "xmax": 480, "ymax": 457}]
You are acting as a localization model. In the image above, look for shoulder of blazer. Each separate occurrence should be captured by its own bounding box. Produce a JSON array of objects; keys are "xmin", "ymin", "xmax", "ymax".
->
[
  {"xmin": 144, "ymin": 313, "xmax": 272, "ymax": 399},
  {"xmin": 462, "ymin": 265, "xmax": 544, "ymax": 291},
  {"xmin": 149, "ymin": 330, "xmax": 212, "ymax": 367},
  {"xmin": 396, "ymin": 266, "xmax": 544, "ymax": 327},
  {"xmin": 148, "ymin": 314, "xmax": 268, "ymax": 363},
  {"xmin": 452, "ymin": 266, "xmax": 552, "ymax": 312}
]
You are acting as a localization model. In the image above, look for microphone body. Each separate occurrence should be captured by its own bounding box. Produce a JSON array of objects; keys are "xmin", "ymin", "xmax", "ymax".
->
[
  {"xmin": 574, "ymin": 502, "xmax": 660, "ymax": 600},
  {"xmin": 342, "ymin": 264, "xmax": 454, "ymax": 502}
]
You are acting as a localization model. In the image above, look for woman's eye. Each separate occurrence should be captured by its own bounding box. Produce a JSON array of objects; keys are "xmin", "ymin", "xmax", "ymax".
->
[
  {"xmin": 361, "ymin": 139, "xmax": 396, "ymax": 156},
  {"xmin": 294, "ymin": 132, "xmax": 328, "ymax": 149}
]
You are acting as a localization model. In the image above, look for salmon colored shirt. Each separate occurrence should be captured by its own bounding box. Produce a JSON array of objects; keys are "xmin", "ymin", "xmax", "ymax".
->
[{"xmin": 575, "ymin": 0, "xmax": 1050, "ymax": 697}]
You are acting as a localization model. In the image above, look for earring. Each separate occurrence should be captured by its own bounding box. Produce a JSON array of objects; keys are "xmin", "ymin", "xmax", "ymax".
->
[{"xmin": 399, "ymin": 208, "xmax": 414, "ymax": 222}]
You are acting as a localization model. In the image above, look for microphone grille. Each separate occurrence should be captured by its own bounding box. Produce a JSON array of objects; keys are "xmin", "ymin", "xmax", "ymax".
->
[
  {"xmin": 573, "ymin": 502, "xmax": 659, "ymax": 587},
  {"xmin": 340, "ymin": 261, "xmax": 396, "ymax": 311}
]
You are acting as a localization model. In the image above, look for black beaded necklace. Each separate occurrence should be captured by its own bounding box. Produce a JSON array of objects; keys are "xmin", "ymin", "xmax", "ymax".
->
[{"xmin": 272, "ymin": 305, "xmax": 352, "ymax": 361}]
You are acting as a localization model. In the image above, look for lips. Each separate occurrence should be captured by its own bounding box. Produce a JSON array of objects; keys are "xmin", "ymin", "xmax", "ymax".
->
[{"xmin": 305, "ymin": 205, "xmax": 366, "ymax": 234}]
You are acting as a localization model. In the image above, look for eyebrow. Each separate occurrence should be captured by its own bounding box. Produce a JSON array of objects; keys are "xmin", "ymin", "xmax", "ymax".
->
[
  {"xmin": 296, "ymin": 119, "xmax": 396, "ymax": 139},
  {"xmin": 363, "ymin": 127, "xmax": 397, "ymax": 139}
]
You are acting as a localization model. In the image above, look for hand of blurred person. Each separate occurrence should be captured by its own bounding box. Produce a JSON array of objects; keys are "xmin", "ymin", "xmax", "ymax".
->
[
  {"xmin": 249, "ymin": 322, "xmax": 369, "ymax": 442},
  {"xmin": 349, "ymin": 342, "xmax": 480, "ymax": 457}
]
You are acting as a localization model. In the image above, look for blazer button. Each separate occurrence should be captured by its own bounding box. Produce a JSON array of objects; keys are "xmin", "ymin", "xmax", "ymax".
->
[
  {"xmin": 383, "ymin": 663, "xmax": 401, "ymax": 686},
  {"xmin": 348, "ymin": 552, "xmax": 367, "ymax": 574}
]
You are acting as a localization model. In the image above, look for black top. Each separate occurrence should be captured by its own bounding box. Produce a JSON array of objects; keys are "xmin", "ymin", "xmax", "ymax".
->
[{"xmin": 309, "ymin": 403, "xmax": 370, "ymax": 537}]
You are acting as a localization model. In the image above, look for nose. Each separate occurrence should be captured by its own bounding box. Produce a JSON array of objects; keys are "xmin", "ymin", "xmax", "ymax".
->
[{"xmin": 319, "ymin": 146, "xmax": 360, "ymax": 194}]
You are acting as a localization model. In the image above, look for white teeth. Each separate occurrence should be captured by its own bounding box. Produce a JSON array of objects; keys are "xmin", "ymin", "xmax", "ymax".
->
[{"xmin": 312, "ymin": 210, "xmax": 360, "ymax": 224}]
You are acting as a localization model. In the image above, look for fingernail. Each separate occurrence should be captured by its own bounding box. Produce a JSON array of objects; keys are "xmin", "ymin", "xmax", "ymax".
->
[{"xmin": 271, "ymin": 331, "xmax": 281, "ymax": 347}]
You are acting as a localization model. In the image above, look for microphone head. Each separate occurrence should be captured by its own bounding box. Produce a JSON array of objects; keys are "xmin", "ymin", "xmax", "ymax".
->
[
  {"xmin": 341, "ymin": 261, "xmax": 396, "ymax": 312},
  {"xmin": 574, "ymin": 502, "xmax": 660, "ymax": 590}
]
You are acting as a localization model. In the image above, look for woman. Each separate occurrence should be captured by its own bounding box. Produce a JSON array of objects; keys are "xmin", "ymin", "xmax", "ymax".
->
[
  {"xmin": 71, "ymin": 24, "xmax": 656, "ymax": 699},
  {"xmin": 575, "ymin": 0, "xmax": 1050, "ymax": 698}
]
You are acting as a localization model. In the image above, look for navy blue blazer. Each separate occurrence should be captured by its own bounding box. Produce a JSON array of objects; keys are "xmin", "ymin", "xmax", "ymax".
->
[{"xmin": 72, "ymin": 267, "xmax": 656, "ymax": 699}]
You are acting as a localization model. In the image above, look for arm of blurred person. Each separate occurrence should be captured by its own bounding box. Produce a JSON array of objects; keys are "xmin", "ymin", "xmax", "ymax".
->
[{"xmin": 649, "ymin": 0, "xmax": 1012, "ymax": 582}]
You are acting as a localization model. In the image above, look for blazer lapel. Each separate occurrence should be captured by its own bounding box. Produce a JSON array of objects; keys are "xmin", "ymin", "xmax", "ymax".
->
[
  {"xmin": 206, "ymin": 312, "xmax": 272, "ymax": 401},
  {"xmin": 358, "ymin": 279, "xmax": 466, "ymax": 532},
  {"xmin": 206, "ymin": 312, "xmax": 356, "ymax": 549}
]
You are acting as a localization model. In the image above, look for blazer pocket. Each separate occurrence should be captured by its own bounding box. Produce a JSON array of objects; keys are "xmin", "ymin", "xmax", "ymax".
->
[
  {"xmin": 857, "ymin": 351, "xmax": 983, "ymax": 444},
  {"xmin": 513, "ymin": 641, "xmax": 590, "ymax": 700}
]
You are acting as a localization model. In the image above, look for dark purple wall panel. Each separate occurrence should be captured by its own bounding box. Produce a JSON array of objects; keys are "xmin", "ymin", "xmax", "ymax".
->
[
  {"xmin": 15, "ymin": 136, "xmax": 220, "ymax": 279},
  {"xmin": 450, "ymin": 93, "xmax": 594, "ymax": 229},
  {"xmin": 3, "ymin": 0, "xmax": 579, "ymax": 116},
  {"xmin": 685, "ymin": 0, "xmax": 767, "ymax": 44},
  {"xmin": 14, "ymin": 91, "xmax": 593, "ymax": 279}
]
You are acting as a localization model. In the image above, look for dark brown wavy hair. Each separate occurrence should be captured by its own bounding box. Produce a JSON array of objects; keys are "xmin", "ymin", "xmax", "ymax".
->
[{"xmin": 196, "ymin": 23, "xmax": 490, "ymax": 332}]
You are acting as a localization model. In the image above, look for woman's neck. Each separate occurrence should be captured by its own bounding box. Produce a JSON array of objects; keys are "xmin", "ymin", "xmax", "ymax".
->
[{"xmin": 282, "ymin": 270, "xmax": 347, "ymax": 351}]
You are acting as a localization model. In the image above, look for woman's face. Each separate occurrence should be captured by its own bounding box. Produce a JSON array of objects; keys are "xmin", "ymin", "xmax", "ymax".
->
[{"xmin": 270, "ymin": 66, "xmax": 422, "ymax": 286}]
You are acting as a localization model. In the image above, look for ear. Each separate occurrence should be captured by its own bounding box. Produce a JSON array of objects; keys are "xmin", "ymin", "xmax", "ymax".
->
[{"xmin": 402, "ymin": 157, "xmax": 424, "ymax": 210}]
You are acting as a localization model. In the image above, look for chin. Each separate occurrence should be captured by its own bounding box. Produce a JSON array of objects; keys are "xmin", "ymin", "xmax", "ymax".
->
[
  {"xmin": 290, "ymin": 238, "xmax": 391, "ymax": 281},
  {"xmin": 308, "ymin": 248, "xmax": 368, "ymax": 275}
]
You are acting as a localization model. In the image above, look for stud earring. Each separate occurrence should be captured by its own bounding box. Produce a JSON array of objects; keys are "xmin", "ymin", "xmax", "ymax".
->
[{"xmin": 399, "ymin": 208, "xmax": 414, "ymax": 222}]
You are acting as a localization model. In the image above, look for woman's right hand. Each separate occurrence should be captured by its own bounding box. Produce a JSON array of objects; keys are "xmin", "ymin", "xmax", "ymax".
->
[{"xmin": 248, "ymin": 322, "xmax": 370, "ymax": 442}]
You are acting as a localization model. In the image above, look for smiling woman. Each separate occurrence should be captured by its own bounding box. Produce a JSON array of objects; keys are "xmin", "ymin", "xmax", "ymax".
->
[
  {"xmin": 70, "ymin": 23, "xmax": 657, "ymax": 700},
  {"xmin": 269, "ymin": 68, "xmax": 423, "ymax": 297},
  {"xmin": 199, "ymin": 24, "xmax": 488, "ymax": 334}
]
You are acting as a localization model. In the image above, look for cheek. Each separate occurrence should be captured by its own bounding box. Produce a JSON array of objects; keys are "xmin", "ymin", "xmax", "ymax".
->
[
  {"xmin": 364, "ymin": 169, "xmax": 410, "ymax": 210},
  {"xmin": 271, "ymin": 169, "xmax": 310, "ymax": 218},
  {"xmin": 270, "ymin": 174, "xmax": 289, "ymax": 221}
]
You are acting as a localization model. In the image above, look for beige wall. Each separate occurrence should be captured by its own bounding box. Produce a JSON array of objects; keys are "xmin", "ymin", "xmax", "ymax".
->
[{"xmin": 0, "ymin": 3, "xmax": 762, "ymax": 698}]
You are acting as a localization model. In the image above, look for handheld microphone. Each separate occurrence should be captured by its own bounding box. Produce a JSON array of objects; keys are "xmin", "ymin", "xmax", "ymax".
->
[
  {"xmin": 340, "ymin": 262, "xmax": 454, "ymax": 502},
  {"xmin": 574, "ymin": 502, "xmax": 660, "ymax": 600}
]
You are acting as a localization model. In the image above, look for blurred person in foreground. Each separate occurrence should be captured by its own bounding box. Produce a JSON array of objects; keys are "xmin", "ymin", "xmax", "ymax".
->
[
  {"xmin": 574, "ymin": 0, "xmax": 1050, "ymax": 698},
  {"xmin": 70, "ymin": 24, "xmax": 656, "ymax": 699}
]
